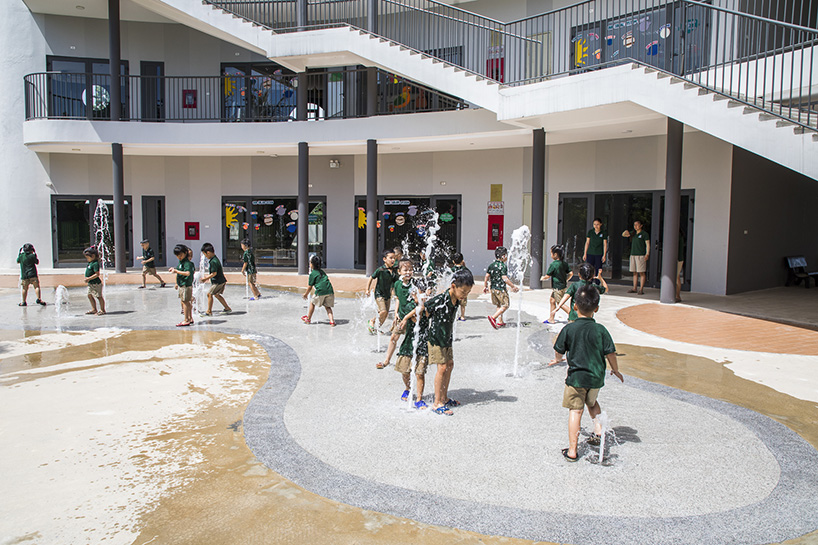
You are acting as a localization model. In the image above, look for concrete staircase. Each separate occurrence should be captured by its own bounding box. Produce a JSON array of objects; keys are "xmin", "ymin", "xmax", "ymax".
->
[{"xmin": 132, "ymin": 0, "xmax": 818, "ymax": 179}]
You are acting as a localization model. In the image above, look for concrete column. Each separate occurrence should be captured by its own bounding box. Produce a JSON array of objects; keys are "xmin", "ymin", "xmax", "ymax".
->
[
  {"xmin": 530, "ymin": 128, "xmax": 546, "ymax": 289},
  {"xmin": 366, "ymin": 68, "xmax": 377, "ymax": 117},
  {"xmin": 112, "ymin": 143, "xmax": 126, "ymax": 272},
  {"xmin": 109, "ymin": 0, "xmax": 126, "ymax": 273},
  {"xmin": 366, "ymin": 139, "xmax": 378, "ymax": 275},
  {"xmin": 297, "ymin": 142, "xmax": 309, "ymax": 275},
  {"xmin": 296, "ymin": 73, "xmax": 307, "ymax": 121},
  {"xmin": 296, "ymin": 0, "xmax": 308, "ymax": 31},
  {"xmin": 367, "ymin": 0, "xmax": 378, "ymax": 34},
  {"xmin": 660, "ymin": 118, "xmax": 683, "ymax": 304}
]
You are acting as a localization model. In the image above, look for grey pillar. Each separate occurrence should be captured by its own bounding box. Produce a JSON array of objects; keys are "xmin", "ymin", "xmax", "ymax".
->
[
  {"xmin": 109, "ymin": 0, "xmax": 126, "ymax": 272},
  {"xmin": 366, "ymin": 67, "xmax": 377, "ymax": 117},
  {"xmin": 296, "ymin": 73, "xmax": 307, "ymax": 121},
  {"xmin": 112, "ymin": 143, "xmax": 126, "ymax": 272},
  {"xmin": 296, "ymin": 0, "xmax": 308, "ymax": 31},
  {"xmin": 530, "ymin": 128, "xmax": 546, "ymax": 289},
  {"xmin": 297, "ymin": 142, "xmax": 309, "ymax": 275},
  {"xmin": 660, "ymin": 118, "xmax": 683, "ymax": 304},
  {"xmin": 366, "ymin": 139, "xmax": 378, "ymax": 275},
  {"xmin": 367, "ymin": 0, "xmax": 378, "ymax": 34}
]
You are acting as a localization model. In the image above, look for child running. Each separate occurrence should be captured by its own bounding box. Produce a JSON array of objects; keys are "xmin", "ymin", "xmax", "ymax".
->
[
  {"xmin": 426, "ymin": 268, "xmax": 474, "ymax": 415},
  {"xmin": 484, "ymin": 246, "xmax": 519, "ymax": 329},
  {"xmin": 83, "ymin": 247, "xmax": 105, "ymax": 315},
  {"xmin": 17, "ymin": 243, "xmax": 46, "ymax": 307},
  {"xmin": 450, "ymin": 252, "xmax": 469, "ymax": 321},
  {"xmin": 540, "ymin": 244, "xmax": 573, "ymax": 323},
  {"xmin": 556, "ymin": 263, "xmax": 608, "ymax": 322},
  {"xmin": 395, "ymin": 289, "xmax": 429, "ymax": 409},
  {"xmin": 241, "ymin": 238, "xmax": 262, "ymax": 300},
  {"xmin": 136, "ymin": 239, "xmax": 165, "ymax": 289},
  {"xmin": 365, "ymin": 249, "xmax": 397, "ymax": 333},
  {"xmin": 200, "ymin": 243, "xmax": 231, "ymax": 316},
  {"xmin": 168, "ymin": 244, "xmax": 194, "ymax": 326},
  {"xmin": 549, "ymin": 284, "xmax": 623, "ymax": 461},
  {"xmin": 377, "ymin": 258, "xmax": 416, "ymax": 369},
  {"xmin": 302, "ymin": 255, "xmax": 335, "ymax": 326}
]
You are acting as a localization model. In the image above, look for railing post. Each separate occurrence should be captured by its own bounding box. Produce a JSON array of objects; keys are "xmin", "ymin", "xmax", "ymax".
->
[
  {"xmin": 367, "ymin": 0, "xmax": 378, "ymax": 34},
  {"xmin": 297, "ymin": 73, "xmax": 307, "ymax": 121},
  {"xmin": 530, "ymin": 128, "xmax": 546, "ymax": 290},
  {"xmin": 297, "ymin": 0, "xmax": 308, "ymax": 31},
  {"xmin": 366, "ymin": 139, "xmax": 378, "ymax": 276},
  {"xmin": 108, "ymin": 0, "xmax": 121, "ymax": 122},
  {"xmin": 298, "ymin": 142, "xmax": 310, "ymax": 275},
  {"xmin": 366, "ymin": 67, "xmax": 377, "ymax": 117},
  {"xmin": 660, "ymin": 118, "xmax": 683, "ymax": 304}
]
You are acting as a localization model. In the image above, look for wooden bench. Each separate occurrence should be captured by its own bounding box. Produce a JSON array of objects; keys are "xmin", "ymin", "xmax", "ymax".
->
[{"xmin": 785, "ymin": 256, "xmax": 818, "ymax": 288}]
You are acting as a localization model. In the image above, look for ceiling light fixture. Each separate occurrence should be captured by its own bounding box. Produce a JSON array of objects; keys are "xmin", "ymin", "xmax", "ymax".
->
[{"xmin": 329, "ymin": 159, "xmax": 341, "ymax": 168}]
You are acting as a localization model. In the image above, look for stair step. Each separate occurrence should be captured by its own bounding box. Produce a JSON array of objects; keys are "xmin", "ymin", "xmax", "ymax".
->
[
  {"xmin": 727, "ymin": 100, "xmax": 744, "ymax": 108},
  {"xmin": 409, "ymin": 50, "xmax": 419, "ymax": 55},
  {"xmin": 684, "ymin": 82, "xmax": 697, "ymax": 90},
  {"xmin": 698, "ymin": 88, "xmax": 710, "ymax": 96},
  {"xmin": 713, "ymin": 95, "xmax": 730, "ymax": 101},
  {"xmin": 813, "ymin": 133, "xmax": 818, "ymax": 142},
  {"xmin": 399, "ymin": 46, "xmax": 407, "ymax": 51},
  {"xmin": 758, "ymin": 113, "xmax": 778, "ymax": 121},
  {"xmin": 777, "ymin": 120, "xmax": 796, "ymax": 128},
  {"xmin": 631, "ymin": 63, "xmax": 641, "ymax": 70},
  {"xmin": 742, "ymin": 107, "xmax": 761, "ymax": 115},
  {"xmin": 793, "ymin": 126, "xmax": 807, "ymax": 134},
  {"xmin": 670, "ymin": 77, "xmax": 684, "ymax": 84},
  {"xmin": 644, "ymin": 67, "xmax": 657, "ymax": 74},
  {"xmin": 657, "ymin": 72, "xmax": 671, "ymax": 79}
]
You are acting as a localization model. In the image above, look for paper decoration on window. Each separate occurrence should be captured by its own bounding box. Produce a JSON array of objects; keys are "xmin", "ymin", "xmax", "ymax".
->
[
  {"xmin": 225, "ymin": 207, "xmax": 239, "ymax": 228},
  {"xmin": 289, "ymin": 210, "xmax": 298, "ymax": 220},
  {"xmin": 659, "ymin": 24, "xmax": 671, "ymax": 39},
  {"xmin": 383, "ymin": 211, "xmax": 391, "ymax": 219},
  {"xmin": 395, "ymin": 215, "xmax": 406, "ymax": 226},
  {"xmin": 639, "ymin": 17, "xmax": 651, "ymax": 32},
  {"xmin": 440, "ymin": 212, "xmax": 454, "ymax": 223},
  {"xmin": 251, "ymin": 211, "xmax": 258, "ymax": 217},
  {"xmin": 254, "ymin": 223, "xmax": 260, "ymax": 230},
  {"xmin": 623, "ymin": 32, "xmax": 635, "ymax": 48},
  {"xmin": 376, "ymin": 220, "xmax": 381, "ymax": 229},
  {"xmin": 358, "ymin": 208, "xmax": 366, "ymax": 229},
  {"xmin": 594, "ymin": 49, "xmax": 602, "ymax": 60},
  {"xmin": 242, "ymin": 222, "xmax": 249, "ymax": 230},
  {"xmin": 574, "ymin": 38, "xmax": 589, "ymax": 67},
  {"xmin": 388, "ymin": 225, "xmax": 395, "ymax": 232},
  {"xmin": 646, "ymin": 41, "xmax": 660, "ymax": 55},
  {"xmin": 236, "ymin": 206, "xmax": 247, "ymax": 213},
  {"xmin": 407, "ymin": 205, "xmax": 418, "ymax": 217},
  {"xmin": 264, "ymin": 215, "xmax": 273, "ymax": 226},
  {"xmin": 588, "ymin": 32, "xmax": 600, "ymax": 40},
  {"xmin": 606, "ymin": 35, "xmax": 616, "ymax": 46},
  {"xmin": 416, "ymin": 226, "xmax": 426, "ymax": 237},
  {"xmin": 276, "ymin": 205, "xmax": 287, "ymax": 215},
  {"xmin": 286, "ymin": 221, "xmax": 296, "ymax": 233}
]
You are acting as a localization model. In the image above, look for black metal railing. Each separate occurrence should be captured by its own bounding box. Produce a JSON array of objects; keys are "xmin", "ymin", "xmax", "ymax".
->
[{"xmin": 23, "ymin": 67, "xmax": 468, "ymax": 122}]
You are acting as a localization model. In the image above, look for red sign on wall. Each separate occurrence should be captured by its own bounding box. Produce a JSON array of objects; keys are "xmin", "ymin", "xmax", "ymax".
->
[{"xmin": 185, "ymin": 222, "xmax": 199, "ymax": 240}]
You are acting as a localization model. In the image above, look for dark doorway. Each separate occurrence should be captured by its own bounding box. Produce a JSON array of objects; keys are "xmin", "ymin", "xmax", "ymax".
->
[
  {"xmin": 140, "ymin": 61, "xmax": 165, "ymax": 121},
  {"xmin": 51, "ymin": 195, "xmax": 133, "ymax": 267},
  {"xmin": 141, "ymin": 196, "xmax": 166, "ymax": 267}
]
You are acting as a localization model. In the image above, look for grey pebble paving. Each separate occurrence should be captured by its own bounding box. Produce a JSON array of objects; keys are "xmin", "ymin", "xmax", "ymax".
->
[{"xmin": 3, "ymin": 285, "xmax": 818, "ymax": 544}]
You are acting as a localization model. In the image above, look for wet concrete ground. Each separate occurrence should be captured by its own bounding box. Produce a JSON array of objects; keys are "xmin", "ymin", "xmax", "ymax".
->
[{"xmin": 1, "ymin": 284, "xmax": 817, "ymax": 545}]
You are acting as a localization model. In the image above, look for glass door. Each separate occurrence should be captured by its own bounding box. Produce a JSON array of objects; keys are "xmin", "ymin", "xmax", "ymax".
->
[
  {"xmin": 51, "ymin": 195, "xmax": 132, "ymax": 267},
  {"xmin": 656, "ymin": 191, "xmax": 695, "ymax": 291},
  {"xmin": 557, "ymin": 195, "xmax": 590, "ymax": 271},
  {"xmin": 223, "ymin": 199, "xmax": 250, "ymax": 266},
  {"xmin": 140, "ymin": 61, "xmax": 165, "ymax": 121}
]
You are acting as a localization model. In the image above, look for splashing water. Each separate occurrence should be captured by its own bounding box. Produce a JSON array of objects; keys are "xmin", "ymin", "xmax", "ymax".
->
[
  {"xmin": 595, "ymin": 410, "xmax": 612, "ymax": 464},
  {"xmin": 193, "ymin": 253, "xmax": 208, "ymax": 316},
  {"xmin": 93, "ymin": 199, "xmax": 112, "ymax": 292},
  {"xmin": 508, "ymin": 226, "xmax": 532, "ymax": 377},
  {"xmin": 54, "ymin": 285, "xmax": 69, "ymax": 329}
]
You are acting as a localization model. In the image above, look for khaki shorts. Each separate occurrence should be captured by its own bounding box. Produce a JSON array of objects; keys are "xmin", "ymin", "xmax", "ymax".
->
[
  {"xmin": 376, "ymin": 296, "xmax": 391, "ymax": 314},
  {"xmin": 208, "ymin": 283, "xmax": 226, "ymax": 296},
  {"xmin": 395, "ymin": 355, "xmax": 428, "ymax": 376},
  {"xmin": 491, "ymin": 289, "xmax": 509, "ymax": 308},
  {"xmin": 551, "ymin": 288, "xmax": 566, "ymax": 304},
  {"xmin": 142, "ymin": 265, "xmax": 156, "ymax": 274},
  {"xmin": 391, "ymin": 317, "xmax": 407, "ymax": 335},
  {"xmin": 562, "ymin": 385, "xmax": 600, "ymax": 411},
  {"xmin": 246, "ymin": 273, "xmax": 257, "ymax": 285},
  {"xmin": 21, "ymin": 278, "xmax": 39, "ymax": 290},
  {"xmin": 629, "ymin": 255, "xmax": 647, "ymax": 273},
  {"xmin": 312, "ymin": 293, "xmax": 335, "ymax": 308},
  {"xmin": 87, "ymin": 283, "xmax": 102, "ymax": 298},
  {"xmin": 428, "ymin": 344, "xmax": 453, "ymax": 365},
  {"xmin": 178, "ymin": 286, "xmax": 193, "ymax": 302}
]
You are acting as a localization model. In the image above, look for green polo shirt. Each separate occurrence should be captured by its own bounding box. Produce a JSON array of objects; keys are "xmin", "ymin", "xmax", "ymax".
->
[
  {"xmin": 545, "ymin": 260, "xmax": 570, "ymax": 290},
  {"xmin": 487, "ymin": 260, "xmax": 508, "ymax": 291},
  {"xmin": 85, "ymin": 260, "xmax": 101, "ymax": 284},
  {"xmin": 586, "ymin": 229, "xmax": 608, "ymax": 255},
  {"xmin": 17, "ymin": 252, "xmax": 38, "ymax": 280},
  {"xmin": 208, "ymin": 256, "xmax": 227, "ymax": 285},
  {"xmin": 242, "ymin": 248, "xmax": 257, "ymax": 274},
  {"xmin": 398, "ymin": 312, "xmax": 429, "ymax": 358},
  {"xmin": 176, "ymin": 258, "xmax": 195, "ymax": 287},
  {"xmin": 564, "ymin": 279, "xmax": 607, "ymax": 321},
  {"xmin": 142, "ymin": 247, "xmax": 156, "ymax": 267},
  {"xmin": 553, "ymin": 317, "xmax": 616, "ymax": 389},
  {"xmin": 371, "ymin": 266, "xmax": 397, "ymax": 299},
  {"xmin": 628, "ymin": 230, "xmax": 649, "ymax": 256},
  {"xmin": 426, "ymin": 288, "xmax": 459, "ymax": 348},
  {"xmin": 394, "ymin": 279, "xmax": 417, "ymax": 319},
  {"xmin": 308, "ymin": 268, "xmax": 333, "ymax": 296}
]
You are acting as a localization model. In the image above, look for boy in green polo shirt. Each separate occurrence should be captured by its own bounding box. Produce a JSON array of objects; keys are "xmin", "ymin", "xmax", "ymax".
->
[
  {"xmin": 136, "ymin": 239, "xmax": 165, "ymax": 289},
  {"xmin": 83, "ymin": 247, "xmax": 105, "ymax": 316},
  {"xmin": 426, "ymin": 268, "xmax": 474, "ymax": 416},
  {"xmin": 622, "ymin": 220, "xmax": 650, "ymax": 294},
  {"xmin": 168, "ymin": 244, "xmax": 195, "ymax": 326},
  {"xmin": 540, "ymin": 244, "xmax": 572, "ymax": 323},
  {"xmin": 549, "ymin": 285, "xmax": 623, "ymax": 461},
  {"xmin": 556, "ymin": 263, "xmax": 608, "ymax": 322},
  {"xmin": 241, "ymin": 238, "xmax": 262, "ymax": 300},
  {"xmin": 17, "ymin": 243, "xmax": 46, "ymax": 307},
  {"xmin": 396, "ymin": 292, "xmax": 430, "ymax": 409},
  {"xmin": 484, "ymin": 246, "xmax": 519, "ymax": 329},
  {"xmin": 302, "ymin": 255, "xmax": 335, "ymax": 326},
  {"xmin": 200, "ymin": 243, "xmax": 231, "ymax": 316},
  {"xmin": 377, "ymin": 258, "xmax": 416, "ymax": 369},
  {"xmin": 365, "ymin": 249, "xmax": 397, "ymax": 334}
]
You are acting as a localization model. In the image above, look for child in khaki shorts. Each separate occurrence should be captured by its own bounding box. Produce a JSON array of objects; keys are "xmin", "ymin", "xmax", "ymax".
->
[
  {"xmin": 365, "ymin": 249, "xmax": 397, "ymax": 334},
  {"xmin": 484, "ymin": 246, "xmax": 518, "ymax": 329},
  {"xmin": 394, "ymin": 304, "xmax": 430, "ymax": 409},
  {"xmin": 302, "ymin": 255, "xmax": 335, "ymax": 326},
  {"xmin": 549, "ymin": 284, "xmax": 623, "ymax": 462}
]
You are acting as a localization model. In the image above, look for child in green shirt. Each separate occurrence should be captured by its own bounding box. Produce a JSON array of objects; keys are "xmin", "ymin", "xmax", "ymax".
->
[
  {"xmin": 540, "ymin": 244, "xmax": 573, "ymax": 324},
  {"xmin": 365, "ymin": 249, "xmax": 397, "ymax": 334},
  {"xmin": 377, "ymin": 258, "xmax": 416, "ymax": 369},
  {"xmin": 550, "ymin": 284, "xmax": 623, "ymax": 461},
  {"xmin": 556, "ymin": 263, "xmax": 608, "ymax": 322},
  {"xmin": 484, "ymin": 246, "xmax": 518, "ymax": 329},
  {"xmin": 200, "ymin": 242, "xmax": 231, "ymax": 316},
  {"xmin": 83, "ymin": 246, "xmax": 105, "ymax": 316},
  {"xmin": 302, "ymin": 255, "xmax": 335, "ymax": 326},
  {"xmin": 17, "ymin": 243, "xmax": 46, "ymax": 307},
  {"xmin": 168, "ymin": 244, "xmax": 195, "ymax": 326},
  {"xmin": 241, "ymin": 238, "xmax": 262, "ymax": 300}
]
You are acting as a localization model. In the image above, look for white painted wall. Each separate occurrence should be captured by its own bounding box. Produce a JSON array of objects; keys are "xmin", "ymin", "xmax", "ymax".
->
[{"xmin": 544, "ymin": 131, "xmax": 733, "ymax": 295}]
